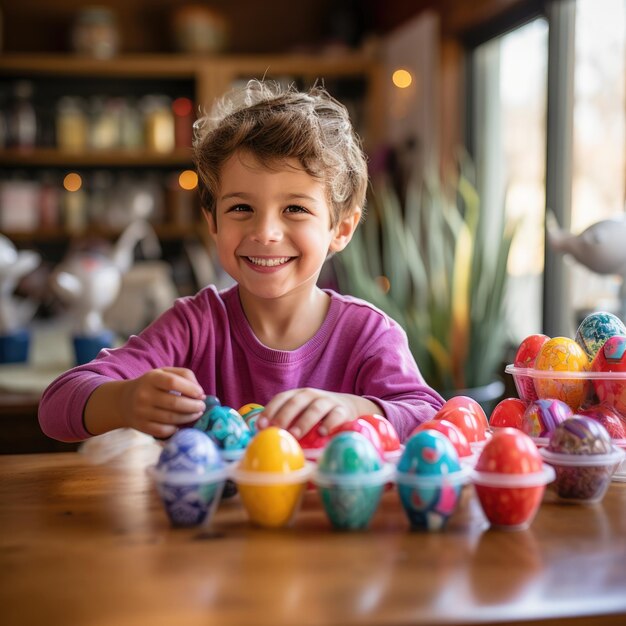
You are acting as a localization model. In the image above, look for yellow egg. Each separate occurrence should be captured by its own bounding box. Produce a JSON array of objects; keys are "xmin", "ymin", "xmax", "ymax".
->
[
  {"xmin": 238, "ymin": 403, "xmax": 264, "ymax": 418},
  {"xmin": 534, "ymin": 337, "xmax": 589, "ymax": 410},
  {"xmin": 237, "ymin": 427, "xmax": 307, "ymax": 528}
]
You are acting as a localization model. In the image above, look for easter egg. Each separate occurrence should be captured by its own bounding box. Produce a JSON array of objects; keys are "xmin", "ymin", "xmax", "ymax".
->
[
  {"xmin": 154, "ymin": 429, "xmax": 226, "ymax": 527},
  {"xmin": 329, "ymin": 418, "xmax": 384, "ymax": 458},
  {"xmin": 575, "ymin": 311, "xmax": 626, "ymax": 361},
  {"xmin": 396, "ymin": 430, "xmax": 465, "ymax": 531},
  {"xmin": 521, "ymin": 398, "xmax": 573, "ymax": 438},
  {"xmin": 236, "ymin": 427, "xmax": 308, "ymax": 528},
  {"xmin": 410, "ymin": 419, "xmax": 472, "ymax": 458},
  {"xmin": 490, "ymin": 398, "xmax": 526, "ymax": 430},
  {"xmin": 534, "ymin": 337, "xmax": 589, "ymax": 410},
  {"xmin": 238, "ymin": 403, "xmax": 264, "ymax": 434},
  {"xmin": 591, "ymin": 335, "xmax": 626, "ymax": 416},
  {"xmin": 298, "ymin": 423, "xmax": 331, "ymax": 453},
  {"xmin": 194, "ymin": 405, "xmax": 251, "ymax": 452},
  {"xmin": 473, "ymin": 429, "xmax": 549, "ymax": 529},
  {"xmin": 544, "ymin": 416, "xmax": 618, "ymax": 502},
  {"xmin": 513, "ymin": 334, "xmax": 550, "ymax": 402},
  {"xmin": 434, "ymin": 398, "xmax": 487, "ymax": 443},
  {"xmin": 316, "ymin": 432, "xmax": 387, "ymax": 530},
  {"xmin": 578, "ymin": 404, "xmax": 626, "ymax": 439},
  {"xmin": 358, "ymin": 414, "xmax": 401, "ymax": 452}
]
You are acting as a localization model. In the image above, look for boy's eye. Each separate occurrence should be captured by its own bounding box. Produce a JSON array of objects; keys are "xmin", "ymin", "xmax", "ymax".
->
[
  {"xmin": 285, "ymin": 205, "xmax": 308, "ymax": 214},
  {"xmin": 227, "ymin": 204, "xmax": 252, "ymax": 213}
]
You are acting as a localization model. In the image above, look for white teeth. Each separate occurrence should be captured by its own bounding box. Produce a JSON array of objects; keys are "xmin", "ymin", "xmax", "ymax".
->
[{"xmin": 247, "ymin": 256, "xmax": 291, "ymax": 267}]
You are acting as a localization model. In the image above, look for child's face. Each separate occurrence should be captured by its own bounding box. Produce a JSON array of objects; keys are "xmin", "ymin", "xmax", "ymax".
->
[{"xmin": 206, "ymin": 151, "xmax": 359, "ymax": 301}]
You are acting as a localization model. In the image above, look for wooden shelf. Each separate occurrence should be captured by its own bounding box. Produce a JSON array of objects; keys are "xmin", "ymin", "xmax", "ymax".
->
[
  {"xmin": 4, "ymin": 223, "xmax": 203, "ymax": 242},
  {"xmin": 0, "ymin": 147, "xmax": 194, "ymax": 168}
]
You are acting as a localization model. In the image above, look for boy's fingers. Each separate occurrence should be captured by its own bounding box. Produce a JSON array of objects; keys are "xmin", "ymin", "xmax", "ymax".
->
[
  {"xmin": 154, "ymin": 392, "xmax": 206, "ymax": 415},
  {"xmin": 155, "ymin": 368, "xmax": 205, "ymax": 398}
]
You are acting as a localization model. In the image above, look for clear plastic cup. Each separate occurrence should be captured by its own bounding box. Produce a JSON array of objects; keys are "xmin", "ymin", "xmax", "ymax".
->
[
  {"xmin": 313, "ymin": 463, "xmax": 396, "ymax": 530},
  {"xmin": 396, "ymin": 465, "xmax": 471, "ymax": 531},
  {"xmin": 470, "ymin": 464, "xmax": 555, "ymax": 531},
  {"xmin": 229, "ymin": 461, "xmax": 316, "ymax": 528},
  {"xmin": 539, "ymin": 445, "xmax": 625, "ymax": 503},
  {"xmin": 148, "ymin": 465, "xmax": 228, "ymax": 528},
  {"xmin": 613, "ymin": 440, "xmax": 626, "ymax": 482}
]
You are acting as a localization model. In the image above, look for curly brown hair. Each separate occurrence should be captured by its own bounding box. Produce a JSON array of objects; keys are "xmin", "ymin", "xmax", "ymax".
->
[{"xmin": 192, "ymin": 80, "xmax": 368, "ymax": 228}]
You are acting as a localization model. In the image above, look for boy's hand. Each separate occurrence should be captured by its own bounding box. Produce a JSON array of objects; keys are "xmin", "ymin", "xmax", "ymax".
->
[
  {"xmin": 257, "ymin": 388, "xmax": 380, "ymax": 440},
  {"xmin": 118, "ymin": 367, "xmax": 207, "ymax": 438},
  {"xmin": 85, "ymin": 367, "xmax": 206, "ymax": 439}
]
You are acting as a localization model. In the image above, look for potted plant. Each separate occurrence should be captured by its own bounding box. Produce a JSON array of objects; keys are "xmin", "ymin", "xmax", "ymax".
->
[{"xmin": 334, "ymin": 164, "xmax": 516, "ymax": 405}]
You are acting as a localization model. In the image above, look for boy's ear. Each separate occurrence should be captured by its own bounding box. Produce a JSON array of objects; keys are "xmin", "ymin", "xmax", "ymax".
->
[
  {"xmin": 203, "ymin": 209, "xmax": 218, "ymax": 240},
  {"xmin": 329, "ymin": 207, "xmax": 362, "ymax": 253}
]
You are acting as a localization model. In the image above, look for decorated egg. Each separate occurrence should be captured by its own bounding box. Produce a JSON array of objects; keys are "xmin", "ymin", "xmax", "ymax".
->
[
  {"xmin": 591, "ymin": 335, "xmax": 626, "ymax": 416},
  {"xmin": 153, "ymin": 429, "xmax": 226, "ymax": 527},
  {"xmin": 298, "ymin": 423, "xmax": 331, "ymax": 456},
  {"xmin": 473, "ymin": 428, "xmax": 550, "ymax": 530},
  {"xmin": 316, "ymin": 432, "xmax": 388, "ymax": 530},
  {"xmin": 575, "ymin": 311, "xmax": 626, "ymax": 361},
  {"xmin": 547, "ymin": 415, "xmax": 613, "ymax": 455},
  {"xmin": 204, "ymin": 395, "xmax": 221, "ymax": 411},
  {"xmin": 544, "ymin": 416, "xmax": 618, "ymax": 502},
  {"xmin": 578, "ymin": 404, "xmax": 626, "ymax": 439},
  {"xmin": 521, "ymin": 398, "xmax": 573, "ymax": 438},
  {"xmin": 396, "ymin": 430, "xmax": 465, "ymax": 531},
  {"xmin": 329, "ymin": 418, "xmax": 384, "ymax": 458},
  {"xmin": 238, "ymin": 403, "xmax": 264, "ymax": 434},
  {"xmin": 513, "ymin": 334, "xmax": 550, "ymax": 402},
  {"xmin": 235, "ymin": 427, "xmax": 309, "ymax": 528},
  {"xmin": 194, "ymin": 405, "xmax": 251, "ymax": 452},
  {"xmin": 534, "ymin": 337, "xmax": 589, "ymax": 410},
  {"xmin": 358, "ymin": 414, "xmax": 401, "ymax": 452},
  {"xmin": 410, "ymin": 419, "xmax": 472, "ymax": 458},
  {"xmin": 490, "ymin": 398, "xmax": 526, "ymax": 430},
  {"xmin": 434, "ymin": 399, "xmax": 487, "ymax": 443}
]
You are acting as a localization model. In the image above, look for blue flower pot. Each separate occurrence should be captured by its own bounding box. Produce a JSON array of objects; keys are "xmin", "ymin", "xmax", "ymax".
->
[
  {"xmin": 0, "ymin": 330, "xmax": 30, "ymax": 363},
  {"xmin": 73, "ymin": 331, "xmax": 114, "ymax": 365}
]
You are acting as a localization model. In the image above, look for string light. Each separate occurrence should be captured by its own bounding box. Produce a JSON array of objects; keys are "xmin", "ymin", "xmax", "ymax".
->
[
  {"xmin": 392, "ymin": 69, "xmax": 413, "ymax": 89},
  {"xmin": 178, "ymin": 169, "xmax": 198, "ymax": 190},
  {"xmin": 63, "ymin": 172, "xmax": 82, "ymax": 192}
]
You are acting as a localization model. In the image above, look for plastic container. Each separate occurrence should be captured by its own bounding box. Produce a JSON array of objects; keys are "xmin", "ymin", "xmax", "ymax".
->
[
  {"xmin": 148, "ymin": 465, "xmax": 227, "ymax": 528},
  {"xmin": 396, "ymin": 465, "xmax": 471, "ymax": 530},
  {"xmin": 313, "ymin": 463, "xmax": 396, "ymax": 530},
  {"xmin": 614, "ymin": 441, "xmax": 626, "ymax": 482},
  {"xmin": 470, "ymin": 465, "xmax": 555, "ymax": 531},
  {"xmin": 230, "ymin": 461, "xmax": 315, "ymax": 528},
  {"xmin": 539, "ymin": 446, "xmax": 625, "ymax": 503}
]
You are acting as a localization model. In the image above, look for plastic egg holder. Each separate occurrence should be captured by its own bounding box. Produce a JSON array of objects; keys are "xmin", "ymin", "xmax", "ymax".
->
[
  {"xmin": 396, "ymin": 430, "xmax": 471, "ymax": 531},
  {"xmin": 148, "ymin": 429, "xmax": 228, "ymax": 528},
  {"xmin": 230, "ymin": 428, "xmax": 315, "ymax": 528},
  {"xmin": 313, "ymin": 433, "xmax": 396, "ymax": 530}
]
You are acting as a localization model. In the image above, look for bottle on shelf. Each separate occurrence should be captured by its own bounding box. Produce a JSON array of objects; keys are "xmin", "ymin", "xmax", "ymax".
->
[{"xmin": 7, "ymin": 80, "xmax": 37, "ymax": 149}]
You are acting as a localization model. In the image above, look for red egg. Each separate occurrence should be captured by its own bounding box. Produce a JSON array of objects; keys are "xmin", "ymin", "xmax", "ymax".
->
[
  {"xmin": 490, "ymin": 398, "xmax": 526, "ymax": 430},
  {"xmin": 513, "ymin": 334, "xmax": 550, "ymax": 402},
  {"xmin": 410, "ymin": 419, "xmax": 472, "ymax": 458},
  {"xmin": 358, "ymin": 414, "xmax": 401, "ymax": 452},
  {"xmin": 591, "ymin": 335, "xmax": 626, "ymax": 416},
  {"xmin": 435, "ymin": 397, "xmax": 487, "ymax": 443},
  {"xmin": 329, "ymin": 418, "xmax": 384, "ymax": 458},
  {"xmin": 474, "ymin": 428, "xmax": 547, "ymax": 529},
  {"xmin": 298, "ymin": 423, "xmax": 330, "ymax": 451},
  {"xmin": 578, "ymin": 404, "xmax": 626, "ymax": 439}
]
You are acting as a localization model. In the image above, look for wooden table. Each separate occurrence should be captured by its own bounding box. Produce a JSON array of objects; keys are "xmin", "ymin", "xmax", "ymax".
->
[{"xmin": 1, "ymin": 448, "xmax": 625, "ymax": 626}]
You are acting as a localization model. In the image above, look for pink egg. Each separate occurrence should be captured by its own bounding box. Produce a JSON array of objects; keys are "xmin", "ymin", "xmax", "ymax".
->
[
  {"xmin": 591, "ymin": 335, "xmax": 626, "ymax": 417},
  {"xmin": 514, "ymin": 334, "xmax": 550, "ymax": 402},
  {"xmin": 490, "ymin": 398, "xmax": 527, "ymax": 430},
  {"xmin": 521, "ymin": 399, "xmax": 573, "ymax": 438}
]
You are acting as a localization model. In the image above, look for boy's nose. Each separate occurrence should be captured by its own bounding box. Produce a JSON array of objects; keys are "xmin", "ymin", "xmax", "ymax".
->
[{"xmin": 250, "ymin": 214, "xmax": 283, "ymax": 244}]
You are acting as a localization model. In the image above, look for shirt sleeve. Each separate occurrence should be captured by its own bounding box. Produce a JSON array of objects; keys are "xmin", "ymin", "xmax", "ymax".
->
[
  {"xmin": 355, "ymin": 322, "xmax": 445, "ymax": 443},
  {"xmin": 38, "ymin": 297, "xmax": 197, "ymax": 442}
]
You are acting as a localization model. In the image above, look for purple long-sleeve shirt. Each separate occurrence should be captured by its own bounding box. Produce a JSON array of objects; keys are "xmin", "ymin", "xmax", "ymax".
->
[{"xmin": 38, "ymin": 285, "xmax": 444, "ymax": 443}]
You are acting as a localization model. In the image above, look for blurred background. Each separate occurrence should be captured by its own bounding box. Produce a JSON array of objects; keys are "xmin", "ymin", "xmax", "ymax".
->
[{"xmin": 0, "ymin": 0, "xmax": 624, "ymax": 450}]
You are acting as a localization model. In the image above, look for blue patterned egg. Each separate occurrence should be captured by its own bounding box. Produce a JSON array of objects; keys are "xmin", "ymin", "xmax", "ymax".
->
[
  {"xmin": 193, "ymin": 405, "xmax": 251, "ymax": 451},
  {"xmin": 397, "ymin": 430, "xmax": 464, "ymax": 531},
  {"xmin": 155, "ymin": 429, "xmax": 226, "ymax": 527},
  {"xmin": 575, "ymin": 311, "xmax": 626, "ymax": 361},
  {"xmin": 317, "ymin": 432, "xmax": 386, "ymax": 530},
  {"xmin": 157, "ymin": 428, "xmax": 224, "ymax": 475}
]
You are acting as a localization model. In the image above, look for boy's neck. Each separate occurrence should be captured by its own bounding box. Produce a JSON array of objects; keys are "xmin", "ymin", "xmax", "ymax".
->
[{"xmin": 238, "ymin": 286, "xmax": 330, "ymax": 351}]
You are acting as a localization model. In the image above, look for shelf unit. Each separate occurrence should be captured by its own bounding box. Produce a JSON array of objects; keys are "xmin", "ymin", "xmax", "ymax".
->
[{"xmin": 0, "ymin": 53, "xmax": 383, "ymax": 246}]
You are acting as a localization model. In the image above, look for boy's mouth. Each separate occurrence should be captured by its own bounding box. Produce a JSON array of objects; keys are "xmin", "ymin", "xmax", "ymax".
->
[{"xmin": 244, "ymin": 256, "xmax": 294, "ymax": 268}]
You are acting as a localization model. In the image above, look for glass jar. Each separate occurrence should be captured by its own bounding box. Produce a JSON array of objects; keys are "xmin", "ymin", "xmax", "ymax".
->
[
  {"xmin": 71, "ymin": 7, "xmax": 120, "ymax": 59},
  {"xmin": 142, "ymin": 96, "xmax": 175, "ymax": 153},
  {"xmin": 56, "ymin": 97, "xmax": 88, "ymax": 151}
]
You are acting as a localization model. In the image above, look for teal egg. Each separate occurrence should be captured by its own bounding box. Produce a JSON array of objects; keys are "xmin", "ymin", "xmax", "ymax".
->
[
  {"xmin": 397, "ymin": 430, "xmax": 463, "ymax": 531},
  {"xmin": 575, "ymin": 311, "xmax": 626, "ymax": 361},
  {"xmin": 193, "ymin": 405, "xmax": 251, "ymax": 451},
  {"xmin": 317, "ymin": 432, "xmax": 385, "ymax": 530}
]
